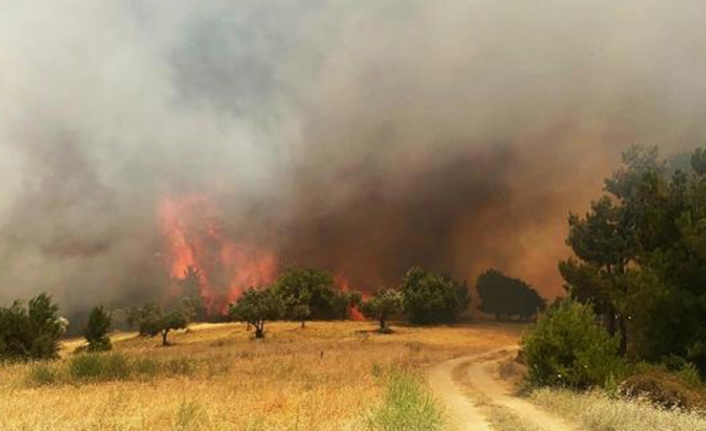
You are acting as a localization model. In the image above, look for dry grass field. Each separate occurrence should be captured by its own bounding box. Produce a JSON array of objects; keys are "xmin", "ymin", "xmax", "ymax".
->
[{"xmin": 0, "ymin": 321, "xmax": 522, "ymax": 431}]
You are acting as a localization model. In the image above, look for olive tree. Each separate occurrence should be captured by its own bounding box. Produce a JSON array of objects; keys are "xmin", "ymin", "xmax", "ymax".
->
[
  {"xmin": 360, "ymin": 289, "xmax": 403, "ymax": 332},
  {"xmin": 229, "ymin": 287, "xmax": 283, "ymax": 339}
]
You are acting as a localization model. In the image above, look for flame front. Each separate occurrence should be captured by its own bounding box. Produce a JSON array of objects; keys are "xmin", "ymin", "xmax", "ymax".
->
[
  {"xmin": 335, "ymin": 275, "xmax": 366, "ymax": 321},
  {"xmin": 159, "ymin": 195, "xmax": 277, "ymax": 314}
]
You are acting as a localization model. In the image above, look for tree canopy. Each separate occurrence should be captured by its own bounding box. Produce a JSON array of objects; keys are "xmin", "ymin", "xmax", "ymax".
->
[
  {"xmin": 130, "ymin": 304, "xmax": 188, "ymax": 346},
  {"xmin": 274, "ymin": 266, "xmax": 359, "ymax": 321},
  {"xmin": 229, "ymin": 287, "xmax": 283, "ymax": 338},
  {"xmin": 400, "ymin": 266, "xmax": 470, "ymax": 325},
  {"xmin": 84, "ymin": 305, "xmax": 112, "ymax": 352},
  {"xmin": 562, "ymin": 145, "xmax": 706, "ymax": 375},
  {"xmin": 476, "ymin": 269, "xmax": 545, "ymax": 320},
  {"xmin": 0, "ymin": 293, "xmax": 66, "ymax": 361},
  {"xmin": 360, "ymin": 289, "xmax": 403, "ymax": 332}
]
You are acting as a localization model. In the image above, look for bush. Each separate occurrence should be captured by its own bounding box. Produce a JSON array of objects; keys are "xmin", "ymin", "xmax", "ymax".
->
[
  {"xmin": 27, "ymin": 362, "xmax": 62, "ymax": 386},
  {"xmin": 0, "ymin": 293, "xmax": 66, "ymax": 361},
  {"xmin": 400, "ymin": 266, "xmax": 469, "ymax": 325},
  {"xmin": 522, "ymin": 298, "xmax": 624, "ymax": 389},
  {"xmin": 70, "ymin": 353, "xmax": 129, "ymax": 381}
]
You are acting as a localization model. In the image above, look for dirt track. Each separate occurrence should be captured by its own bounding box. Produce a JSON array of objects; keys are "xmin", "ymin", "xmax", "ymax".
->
[{"xmin": 429, "ymin": 348, "xmax": 581, "ymax": 431}]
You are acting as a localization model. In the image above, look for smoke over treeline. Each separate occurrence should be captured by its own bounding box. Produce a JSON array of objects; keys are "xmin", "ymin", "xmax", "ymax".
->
[{"xmin": 1, "ymin": 1, "xmax": 706, "ymax": 315}]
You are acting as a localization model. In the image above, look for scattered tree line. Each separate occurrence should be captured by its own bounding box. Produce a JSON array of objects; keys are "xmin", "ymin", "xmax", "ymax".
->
[
  {"xmin": 229, "ymin": 265, "xmax": 471, "ymax": 337},
  {"xmin": 1, "ymin": 260, "xmax": 549, "ymax": 360},
  {"xmin": 2, "ymin": 253, "xmax": 557, "ymax": 363}
]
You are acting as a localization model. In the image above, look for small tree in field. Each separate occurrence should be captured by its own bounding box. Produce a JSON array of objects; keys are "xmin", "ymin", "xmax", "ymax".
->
[
  {"xmin": 84, "ymin": 305, "xmax": 112, "ymax": 352},
  {"xmin": 522, "ymin": 298, "xmax": 624, "ymax": 389},
  {"xmin": 401, "ymin": 266, "xmax": 470, "ymax": 325},
  {"xmin": 361, "ymin": 289, "xmax": 403, "ymax": 332},
  {"xmin": 139, "ymin": 306, "xmax": 188, "ymax": 346},
  {"xmin": 229, "ymin": 287, "xmax": 283, "ymax": 339},
  {"xmin": 292, "ymin": 304, "xmax": 311, "ymax": 328}
]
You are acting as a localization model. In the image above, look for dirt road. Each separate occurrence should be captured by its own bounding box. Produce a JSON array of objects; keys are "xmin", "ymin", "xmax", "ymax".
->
[
  {"xmin": 429, "ymin": 353, "xmax": 493, "ymax": 431},
  {"xmin": 429, "ymin": 348, "xmax": 580, "ymax": 431}
]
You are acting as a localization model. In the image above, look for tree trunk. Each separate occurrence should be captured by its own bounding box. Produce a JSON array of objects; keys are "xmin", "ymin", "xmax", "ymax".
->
[
  {"xmin": 301, "ymin": 319, "xmax": 306, "ymax": 329},
  {"xmin": 255, "ymin": 323, "xmax": 264, "ymax": 339},
  {"xmin": 379, "ymin": 319, "xmax": 386, "ymax": 331},
  {"xmin": 618, "ymin": 315, "xmax": 628, "ymax": 356},
  {"xmin": 606, "ymin": 306, "xmax": 617, "ymax": 337},
  {"xmin": 161, "ymin": 329, "xmax": 169, "ymax": 346}
]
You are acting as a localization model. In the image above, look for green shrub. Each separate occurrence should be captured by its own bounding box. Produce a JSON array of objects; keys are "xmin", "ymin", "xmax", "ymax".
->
[
  {"xmin": 26, "ymin": 352, "xmax": 198, "ymax": 386},
  {"xmin": 0, "ymin": 293, "xmax": 66, "ymax": 361},
  {"xmin": 69, "ymin": 353, "xmax": 129, "ymax": 381},
  {"xmin": 366, "ymin": 372, "xmax": 445, "ymax": 431},
  {"xmin": 69, "ymin": 354, "xmax": 103, "ymax": 380},
  {"xmin": 27, "ymin": 362, "xmax": 62, "ymax": 386},
  {"xmin": 522, "ymin": 299, "xmax": 624, "ymax": 389}
]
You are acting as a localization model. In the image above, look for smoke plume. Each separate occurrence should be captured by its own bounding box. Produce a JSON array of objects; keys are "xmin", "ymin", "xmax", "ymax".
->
[{"xmin": 1, "ymin": 0, "xmax": 706, "ymax": 315}]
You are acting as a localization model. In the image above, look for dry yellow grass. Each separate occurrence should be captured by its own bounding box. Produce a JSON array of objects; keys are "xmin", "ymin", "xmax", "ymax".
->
[
  {"xmin": 530, "ymin": 388, "xmax": 706, "ymax": 431},
  {"xmin": 0, "ymin": 321, "xmax": 522, "ymax": 431}
]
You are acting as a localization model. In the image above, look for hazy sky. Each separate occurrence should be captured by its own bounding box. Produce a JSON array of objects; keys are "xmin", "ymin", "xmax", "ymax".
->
[{"xmin": 1, "ymin": 0, "xmax": 705, "ymax": 314}]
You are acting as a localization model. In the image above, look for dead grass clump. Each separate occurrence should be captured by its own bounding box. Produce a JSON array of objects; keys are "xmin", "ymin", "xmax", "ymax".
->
[{"xmin": 620, "ymin": 369, "xmax": 706, "ymax": 411}]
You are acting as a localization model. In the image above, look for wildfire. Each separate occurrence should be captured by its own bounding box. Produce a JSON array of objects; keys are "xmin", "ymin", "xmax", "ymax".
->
[
  {"xmin": 159, "ymin": 195, "xmax": 277, "ymax": 315},
  {"xmin": 335, "ymin": 275, "xmax": 366, "ymax": 321}
]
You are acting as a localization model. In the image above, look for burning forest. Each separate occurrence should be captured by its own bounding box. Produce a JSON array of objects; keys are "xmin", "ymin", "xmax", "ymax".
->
[
  {"xmin": 0, "ymin": 0, "xmax": 706, "ymax": 319},
  {"xmin": 159, "ymin": 195, "xmax": 277, "ymax": 314}
]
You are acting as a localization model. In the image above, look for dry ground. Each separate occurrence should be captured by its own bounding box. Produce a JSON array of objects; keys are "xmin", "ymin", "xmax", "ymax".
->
[{"xmin": 0, "ymin": 321, "xmax": 522, "ymax": 431}]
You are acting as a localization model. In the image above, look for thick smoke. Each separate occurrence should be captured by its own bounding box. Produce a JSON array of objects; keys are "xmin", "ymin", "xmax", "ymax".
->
[{"xmin": 1, "ymin": 0, "xmax": 706, "ymax": 315}]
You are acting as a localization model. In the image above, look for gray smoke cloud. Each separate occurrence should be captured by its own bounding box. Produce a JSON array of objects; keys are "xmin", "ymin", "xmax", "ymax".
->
[{"xmin": 1, "ymin": 0, "xmax": 705, "ymax": 315}]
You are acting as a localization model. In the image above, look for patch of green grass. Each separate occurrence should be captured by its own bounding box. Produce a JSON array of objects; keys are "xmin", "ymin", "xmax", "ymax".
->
[
  {"xmin": 365, "ymin": 371, "xmax": 445, "ymax": 431},
  {"xmin": 26, "ymin": 362, "xmax": 62, "ymax": 386},
  {"xmin": 26, "ymin": 353, "xmax": 198, "ymax": 386},
  {"xmin": 70, "ymin": 352, "xmax": 130, "ymax": 381}
]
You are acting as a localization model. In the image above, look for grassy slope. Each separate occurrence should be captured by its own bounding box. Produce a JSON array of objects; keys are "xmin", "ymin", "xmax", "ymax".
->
[{"xmin": 0, "ymin": 321, "xmax": 521, "ymax": 431}]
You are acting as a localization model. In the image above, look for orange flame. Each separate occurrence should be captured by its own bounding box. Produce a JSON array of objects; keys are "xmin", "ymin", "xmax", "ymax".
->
[
  {"xmin": 335, "ymin": 275, "xmax": 366, "ymax": 321},
  {"xmin": 159, "ymin": 195, "xmax": 277, "ymax": 315}
]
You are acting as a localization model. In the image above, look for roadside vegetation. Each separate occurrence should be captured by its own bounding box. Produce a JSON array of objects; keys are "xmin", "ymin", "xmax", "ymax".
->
[
  {"xmin": 518, "ymin": 145, "xmax": 706, "ymax": 428},
  {"xmin": 531, "ymin": 388, "xmax": 706, "ymax": 431},
  {"xmin": 365, "ymin": 371, "xmax": 445, "ymax": 431}
]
